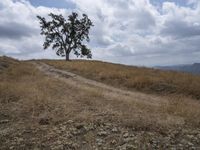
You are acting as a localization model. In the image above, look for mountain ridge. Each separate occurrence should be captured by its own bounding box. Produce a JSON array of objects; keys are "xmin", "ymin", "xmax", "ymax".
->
[{"xmin": 155, "ymin": 63, "xmax": 200, "ymax": 75}]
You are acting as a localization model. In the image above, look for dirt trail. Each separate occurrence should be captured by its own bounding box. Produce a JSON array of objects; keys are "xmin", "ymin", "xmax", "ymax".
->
[{"xmin": 32, "ymin": 62, "xmax": 166, "ymax": 106}]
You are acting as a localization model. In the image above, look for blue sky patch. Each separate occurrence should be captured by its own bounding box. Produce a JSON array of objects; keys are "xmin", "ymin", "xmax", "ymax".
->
[
  {"xmin": 28, "ymin": 0, "xmax": 76, "ymax": 9},
  {"xmin": 150, "ymin": 0, "xmax": 188, "ymax": 6}
]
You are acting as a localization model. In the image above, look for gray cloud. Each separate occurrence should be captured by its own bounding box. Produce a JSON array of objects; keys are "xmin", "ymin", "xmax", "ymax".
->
[
  {"xmin": 161, "ymin": 19, "xmax": 200, "ymax": 38},
  {"xmin": 131, "ymin": 10, "xmax": 156, "ymax": 31},
  {"xmin": 108, "ymin": 44, "xmax": 134, "ymax": 57},
  {"xmin": 0, "ymin": 0, "xmax": 200, "ymax": 66},
  {"xmin": 0, "ymin": 22, "xmax": 38, "ymax": 39}
]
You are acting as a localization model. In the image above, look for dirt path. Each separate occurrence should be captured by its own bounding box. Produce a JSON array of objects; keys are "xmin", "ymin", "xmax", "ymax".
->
[{"xmin": 32, "ymin": 62, "xmax": 166, "ymax": 107}]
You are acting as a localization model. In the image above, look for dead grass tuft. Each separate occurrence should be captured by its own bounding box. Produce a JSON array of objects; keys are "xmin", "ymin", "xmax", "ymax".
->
[{"xmin": 163, "ymin": 96, "xmax": 200, "ymax": 127}]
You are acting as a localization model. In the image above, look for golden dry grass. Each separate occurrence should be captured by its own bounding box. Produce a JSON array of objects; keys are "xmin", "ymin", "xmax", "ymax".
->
[
  {"xmin": 0, "ymin": 56, "xmax": 200, "ymax": 129},
  {"xmin": 43, "ymin": 60, "xmax": 200, "ymax": 100},
  {"xmin": 1, "ymin": 56, "xmax": 200, "ymax": 149}
]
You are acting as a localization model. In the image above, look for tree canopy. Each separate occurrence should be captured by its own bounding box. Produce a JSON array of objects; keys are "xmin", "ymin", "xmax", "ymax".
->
[{"xmin": 37, "ymin": 12, "xmax": 93, "ymax": 60}]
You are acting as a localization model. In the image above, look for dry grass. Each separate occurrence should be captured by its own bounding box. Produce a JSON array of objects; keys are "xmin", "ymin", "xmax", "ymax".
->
[
  {"xmin": 1, "ymin": 56, "xmax": 200, "ymax": 133},
  {"xmin": 0, "ymin": 57, "xmax": 81, "ymax": 124},
  {"xmin": 43, "ymin": 60, "xmax": 200, "ymax": 100},
  {"xmin": 162, "ymin": 96, "xmax": 200, "ymax": 127}
]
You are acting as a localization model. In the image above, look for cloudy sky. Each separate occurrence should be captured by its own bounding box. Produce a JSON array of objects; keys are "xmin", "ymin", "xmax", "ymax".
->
[{"xmin": 0, "ymin": 0, "xmax": 200, "ymax": 66}]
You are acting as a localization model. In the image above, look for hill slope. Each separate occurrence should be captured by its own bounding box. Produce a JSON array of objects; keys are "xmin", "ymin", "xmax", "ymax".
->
[
  {"xmin": 1, "ymin": 57, "xmax": 200, "ymax": 149},
  {"xmin": 44, "ymin": 60, "xmax": 200, "ymax": 100}
]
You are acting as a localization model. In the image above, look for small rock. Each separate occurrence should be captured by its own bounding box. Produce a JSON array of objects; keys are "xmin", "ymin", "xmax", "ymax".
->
[
  {"xmin": 111, "ymin": 140, "xmax": 117, "ymax": 145},
  {"xmin": 54, "ymin": 129, "xmax": 62, "ymax": 134},
  {"xmin": 60, "ymin": 126, "xmax": 66, "ymax": 131},
  {"xmin": 98, "ymin": 131, "xmax": 108, "ymax": 137},
  {"xmin": 53, "ymin": 145, "xmax": 64, "ymax": 149},
  {"xmin": 120, "ymin": 144, "xmax": 136, "ymax": 150},
  {"xmin": 192, "ymin": 136, "xmax": 198, "ymax": 142},
  {"xmin": 126, "ymin": 144, "xmax": 136, "ymax": 150},
  {"xmin": 72, "ymin": 143, "xmax": 78, "ymax": 148},
  {"xmin": 72, "ymin": 131, "xmax": 79, "ymax": 135},
  {"xmin": 188, "ymin": 142, "xmax": 194, "ymax": 146},
  {"xmin": 16, "ymin": 138, "xmax": 24, "ymax": 144},
  {"xmin": 67, "ymin": 120, "xmax": 74, "ymax": 124},
  {"xmin": 123, "ymin": 133, "xmax": 129, "ymax": 138},
  {"xmin": 0, "ymin": 120, "xmax": 9, "ymax": 124},
  {"xmin": 178, "ymin": 144, "xmax": 183, "ymax": 147},
  {"xmin": 104, "ymin": 123, "xmax": 112, "ymax": 129},
  {"xmin": 97, "ymin": 142, "xmax": 102, "ymax": 146},
  {"xmin": 187, "ymin": 135, "xmax": 194, "ymax": 139},
  {"xmin": 111, "ymin": 127, "xmax": 118, "ymax": 133},
  {"xmin": 96, "ymin": 138, "xmax": 104, "ymax": 146},
  {"xmin": 9, "ymin": 146, "xmax": 14, "ymax": 149},
  {"xmin": 82, "ymin": 141, "xmax": 87, "ymax": 144},
  {"xmin": 56, "ymin": 140, "xmax": 62, "ymax": 145},
  {"xmin": 63, "ymin": 142, "xmax": 76, "ymax": 149},
  {"xmin": 181, "ymin": 139, "xmax": 188, "ymax": 145}
]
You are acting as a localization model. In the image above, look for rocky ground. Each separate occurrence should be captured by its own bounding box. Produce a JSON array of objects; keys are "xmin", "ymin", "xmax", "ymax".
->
[{"xmin": 1, "ymin": 119, "xmax": 200, "ymax": 150}]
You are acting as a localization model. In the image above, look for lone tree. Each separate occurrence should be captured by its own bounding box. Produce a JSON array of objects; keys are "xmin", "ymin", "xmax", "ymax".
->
[{"xmin": 37, "ymin": 12, "xmax": 93, "ymax": 60}]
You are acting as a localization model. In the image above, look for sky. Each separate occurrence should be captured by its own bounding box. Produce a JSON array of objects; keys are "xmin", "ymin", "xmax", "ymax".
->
[{"xmin": 0, "ymin": 0, "xmax": 200, "ymax": 66}]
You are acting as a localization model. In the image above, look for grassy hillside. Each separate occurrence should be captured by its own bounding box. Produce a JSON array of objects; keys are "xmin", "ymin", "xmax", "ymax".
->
[
  {"xmin": 0, "ymin": 56, "xmax": 72, "ymax": 124},
  {"xmin": 44, "ymin": 60, "xmax": 200, "ymax": 100},
  {"xmin": 1, "ymin": 56, "xmax": 200, "ymax": 149}
]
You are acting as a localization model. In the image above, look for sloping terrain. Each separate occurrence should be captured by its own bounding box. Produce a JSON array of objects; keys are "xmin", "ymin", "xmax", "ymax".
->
[
  {"xmin": 1, "ymin": 57, "xmax": 200, "ymax": 149},
  {"xmin": 44, "ymin": 60, "xmax": 200, "ymax": 100}
]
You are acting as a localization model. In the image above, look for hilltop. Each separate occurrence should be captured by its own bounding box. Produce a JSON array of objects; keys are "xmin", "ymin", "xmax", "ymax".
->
[{"xmin": 1, "ymin": 56, "xmax": 200, "ymax": 149}]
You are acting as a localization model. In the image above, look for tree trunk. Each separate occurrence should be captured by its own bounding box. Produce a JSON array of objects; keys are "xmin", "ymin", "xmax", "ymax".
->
[{"xmin": 65, "ymin": 52, "xmax": 69, "ymax": 61}]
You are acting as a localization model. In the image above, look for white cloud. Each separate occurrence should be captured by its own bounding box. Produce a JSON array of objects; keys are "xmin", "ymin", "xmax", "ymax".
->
[{"xmin": 0, "ymin": 0, "xmax": 200, "ymax": 66}]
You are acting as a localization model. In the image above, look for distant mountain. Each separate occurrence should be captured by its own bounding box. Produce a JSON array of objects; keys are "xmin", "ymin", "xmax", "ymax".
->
[{"xmin": 155, "ymin": 63, "xmax": 200, "ymax": 75}]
